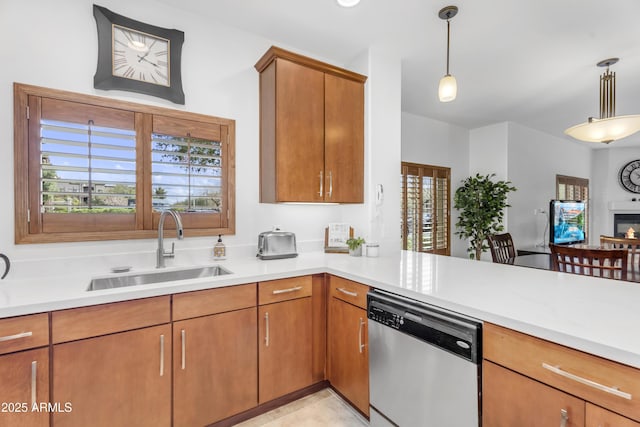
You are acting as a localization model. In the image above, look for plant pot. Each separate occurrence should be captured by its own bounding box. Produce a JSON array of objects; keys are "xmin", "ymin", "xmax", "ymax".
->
[{"xmin": 349, "ymin": 246, "xmax": 363, "ymax": 257}]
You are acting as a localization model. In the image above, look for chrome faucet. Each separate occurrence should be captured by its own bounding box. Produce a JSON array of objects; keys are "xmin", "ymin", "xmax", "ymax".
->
[{"xmin": 157, "ymin": 209, "xmax": 184, "ymax": 268}]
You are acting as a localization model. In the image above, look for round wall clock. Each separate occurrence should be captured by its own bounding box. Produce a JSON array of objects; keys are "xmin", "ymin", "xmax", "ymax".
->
[
  {"xmin": 93, "ymin": 5, "xmax": 185, "ymax": 104},
  {"xmin": 619, "ymin": 159, "xmax": 640, "ymax": 193}
]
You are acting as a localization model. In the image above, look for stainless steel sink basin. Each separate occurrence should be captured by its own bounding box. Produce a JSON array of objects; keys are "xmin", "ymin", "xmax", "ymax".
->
[{"xmin": 87, "ymin": 265, "xmax": 232, "ymax": 291}]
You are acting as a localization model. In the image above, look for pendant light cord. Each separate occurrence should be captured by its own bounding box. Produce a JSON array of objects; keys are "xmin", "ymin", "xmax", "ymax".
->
[{"xmin": 446, "ymin": 18, "xmax": 451, "ymax": 75}]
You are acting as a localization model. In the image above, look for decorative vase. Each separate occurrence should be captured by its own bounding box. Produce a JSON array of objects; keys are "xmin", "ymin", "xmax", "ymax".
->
[{"xmin": 349, "ymin": 246, "xmax": 362, "ymax": 257}]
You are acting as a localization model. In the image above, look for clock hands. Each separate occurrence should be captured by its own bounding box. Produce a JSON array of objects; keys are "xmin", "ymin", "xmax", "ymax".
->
[{"xmin": 137, "ymin": 54, "xmax": 159, "ymax": 67}]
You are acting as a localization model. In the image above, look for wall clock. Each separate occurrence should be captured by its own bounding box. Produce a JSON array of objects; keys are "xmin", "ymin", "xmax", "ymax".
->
[
  {"xmin": 619, "ymin": 159, "xmax": 640, "ymax": 193},
  {"xmin": 93, "ymin": 5, "xmax": 185, "ymax": 104}
]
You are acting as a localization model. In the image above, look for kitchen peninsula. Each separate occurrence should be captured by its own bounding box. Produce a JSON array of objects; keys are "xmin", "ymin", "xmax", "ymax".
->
[{"xmin": 1, "ymin": 250, "xmax": 639, "ymax": 425}]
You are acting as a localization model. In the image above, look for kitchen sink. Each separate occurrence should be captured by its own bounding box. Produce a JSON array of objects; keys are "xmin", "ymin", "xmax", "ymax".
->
[{"xmin": 87, "ymin": 265, "xmax": 232, "ymax": 291}]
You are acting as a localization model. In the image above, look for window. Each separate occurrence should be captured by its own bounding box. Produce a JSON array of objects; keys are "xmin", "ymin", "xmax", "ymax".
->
[
  {"xmin": 556, "ymin": 174, "xmax": 589, "ymax": 239},
  {"xmin": 14, "ymin": 83, "xmax": 235, "ymax": 243},
  {"xmin": 401, "ymin": 162, "xmax": 451, "ymax": 255}
]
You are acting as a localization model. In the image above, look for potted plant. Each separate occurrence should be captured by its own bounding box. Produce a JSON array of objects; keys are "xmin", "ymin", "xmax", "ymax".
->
[
  {"xmin": 454, "ymin": 173, "xmax": 517, "ymax": 260},
  {"xmin": 346, "ymin": 237, "xmax": 366, "ymax": 257}
]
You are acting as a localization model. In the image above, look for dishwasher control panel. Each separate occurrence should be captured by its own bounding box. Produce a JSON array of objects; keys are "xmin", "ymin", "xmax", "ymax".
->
[
  {"xmin": 367, "ymin": 290, "xmax": 482, "ymax": 363},
  {"xmin": 368, "ymin": 303, "xmax": 404, "ymax": 329}
]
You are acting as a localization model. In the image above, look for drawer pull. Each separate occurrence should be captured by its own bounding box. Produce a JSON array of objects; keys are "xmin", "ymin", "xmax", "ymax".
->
[
  {"xmin": 337, "ymin": 288, "xmax": 358, "ymax": 297},
  {"xmin": 31, "ymin": 361, "xmax": 37, "ymax": 406},
  {"xmin": 272, "ymin": 286, "xmax": 302, "ymax": 295},
  {"xmin": 560, "ymin": 408, "xmax": 568, "ymax": 427},
  {"xmin": 0, "ymin": 331, "xmax": 33, "ymax": 342},
  {"xmin": 159, "ymin": 335, "xmax": 165, "ymax": 377},
  {"xmin": 542, "ymin": 363, "xmax": 632, "ymax": 400},
  {"xmin": 181, "ymin": 329, "xmax": 186, "ymax": 370},
  {"xmin": 358, "ymin": 317, "xmax": 365, "ymax": 354}
]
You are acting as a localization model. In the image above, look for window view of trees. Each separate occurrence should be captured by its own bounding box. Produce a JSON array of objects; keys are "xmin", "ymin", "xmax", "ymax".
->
[
  {"xmin": 40, "ymin": 119, "xmax": 136, "ymax": 214},
  {"xmin": 151, "ymin": 134, "xmax": 223, "ymax": 213}
]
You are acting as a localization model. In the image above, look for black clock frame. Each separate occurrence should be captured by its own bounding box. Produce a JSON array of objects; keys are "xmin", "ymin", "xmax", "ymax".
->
[
  {"xmin": 619, "ymin": 159, "xmax": 640, "ymax": 194},
  {"xmin": 93, "ymin": 4, "xmax": 185, "ymax": 104}
]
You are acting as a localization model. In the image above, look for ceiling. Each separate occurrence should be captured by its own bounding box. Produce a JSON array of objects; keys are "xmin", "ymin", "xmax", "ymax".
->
[{"xmin": 161, "ymin": 0, "xmax": 640, "ymax": 148}]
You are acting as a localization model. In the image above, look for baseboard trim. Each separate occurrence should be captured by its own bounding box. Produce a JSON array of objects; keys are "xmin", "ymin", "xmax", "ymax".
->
[{"xmin": 208, "ymin": 380, "xmax": 330, "ymax": 427}]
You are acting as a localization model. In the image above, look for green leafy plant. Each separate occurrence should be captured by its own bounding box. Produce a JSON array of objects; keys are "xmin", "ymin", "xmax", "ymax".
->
[
  {"xmin": 454, "ymin": 173, "xmax": 517, "ymax": 260},
  {"xmin": 346, "ymin": 237, "xmax": 366, "ymax": 251}
]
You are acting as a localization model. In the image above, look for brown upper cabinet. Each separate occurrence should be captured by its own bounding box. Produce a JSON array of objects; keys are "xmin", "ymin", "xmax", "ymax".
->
[{"xmin": 255, "ymin": 46, "xmax": 367, "ymax": 203}]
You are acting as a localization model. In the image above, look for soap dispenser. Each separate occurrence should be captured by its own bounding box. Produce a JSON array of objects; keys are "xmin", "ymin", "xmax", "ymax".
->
[{"xmin": 213, "ymin": 235, "xmax": 226, "ymax": 260}]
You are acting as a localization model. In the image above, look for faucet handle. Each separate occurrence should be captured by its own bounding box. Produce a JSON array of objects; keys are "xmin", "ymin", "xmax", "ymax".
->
[{"xmin": 163, "ymin": 242, "xmax": 175, "ymax": 258}]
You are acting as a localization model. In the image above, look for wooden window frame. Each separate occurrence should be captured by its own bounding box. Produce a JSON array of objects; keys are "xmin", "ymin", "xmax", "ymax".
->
[
  {"xmin": 401, "ymin": 162, "xmax": 451, "ymax": 256},
  {"xmin": 14, "ymin": 83, "xmax": 236, "ymax": 244}
]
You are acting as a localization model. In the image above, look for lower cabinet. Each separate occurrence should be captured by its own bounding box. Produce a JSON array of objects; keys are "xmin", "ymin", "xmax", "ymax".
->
[
  {"xmin": 258, "ymin": 276, "xmax": 314, "ymax": 404},
  {"xmin": 586, "ymin": 403, "xmax": 640, "ymax": 427},
  {"xmin": 484, "ymin": 322, "xmax": 640, "ymax": 427},
  {"xmin": 327, "ymin": 275, "xmax": 369, "ymax": 416},
  {"xmin": 173, "ymin": 307, "xmax": 257, "ymax": 426},
  {"xmin": 0, "ymin": 348, "xmax": 49, "ymax": 427},
  {"xmin": 483, "ymin": 360, "xmax": 585, "ymax": 426},
  {"xmin": 258, "ymin": 297, "xmax": 313, "ymax": 403},
  {"xmin": 328, "ymin": 296, "xmax": 369, "ymax": 415},
  {"xmin": 52, "ymin": 324, "xmax": 172, "ymax": 427}
]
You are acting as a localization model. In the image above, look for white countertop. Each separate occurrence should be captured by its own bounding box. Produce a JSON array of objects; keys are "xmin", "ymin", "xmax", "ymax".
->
[{"xmin": 2, "ymin": 250, "xmax": 640, "ymax": 369}]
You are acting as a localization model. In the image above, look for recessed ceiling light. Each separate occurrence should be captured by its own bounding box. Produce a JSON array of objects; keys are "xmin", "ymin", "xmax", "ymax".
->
[{"xmin": 336, "ymin": 0, "xmax": 360, "ymax": 7}]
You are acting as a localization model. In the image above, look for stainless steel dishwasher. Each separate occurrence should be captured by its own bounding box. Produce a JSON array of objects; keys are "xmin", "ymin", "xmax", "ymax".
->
[{"xmin": 368, "ymin": 290, "xmax": 482, "ymax": 426}]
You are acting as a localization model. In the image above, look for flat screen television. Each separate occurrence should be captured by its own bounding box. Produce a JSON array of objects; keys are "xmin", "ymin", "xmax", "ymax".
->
[{"xmin": 549, "ymin": 200, "xmax": 586, "ymax": 245}]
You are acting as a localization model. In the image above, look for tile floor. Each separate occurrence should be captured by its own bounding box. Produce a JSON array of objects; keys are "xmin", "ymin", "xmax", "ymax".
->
[{"xmin": 235, "ymin": 389, "xmax": 369, "ymax": 427}]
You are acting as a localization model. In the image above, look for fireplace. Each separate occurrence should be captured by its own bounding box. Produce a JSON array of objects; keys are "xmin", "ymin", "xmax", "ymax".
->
[{"xmin": 613, "ymin": 213, "xmax": 640, "ymax": 237}]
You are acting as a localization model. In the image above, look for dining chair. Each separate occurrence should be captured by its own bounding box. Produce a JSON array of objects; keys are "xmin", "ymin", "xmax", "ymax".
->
[
  {"xmin": 487, "ymin": 233, "xmax": 516, "ymax": 264},
  {"xmin": 600, "ymin": 235, "xmax": 640, "ymax": 282},
  {"xmin": 549, "ymin": 244, "xmax": 628, "ymax": 280}
]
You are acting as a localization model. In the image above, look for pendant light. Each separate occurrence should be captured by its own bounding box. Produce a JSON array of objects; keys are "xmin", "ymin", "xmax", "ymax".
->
[
  {"xmin": 438, "ymin": 5, "xmax": 458, "ymax": 102},
  {"xmin": 565, "ymin": 58, "xmax": 640, "ymax": 144}
]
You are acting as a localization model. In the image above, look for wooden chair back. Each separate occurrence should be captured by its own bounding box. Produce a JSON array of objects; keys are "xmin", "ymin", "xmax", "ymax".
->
[
  {"xmin": 549, "ymin": 244, "xmax": 628, "ymax": 281},
  {"xmin": 487, "ymin": 233, "xmax": 516, "ymax": 264},
  {"xmin": 600, "ymin": 235, "xmax": 640, "ymax": 282}
]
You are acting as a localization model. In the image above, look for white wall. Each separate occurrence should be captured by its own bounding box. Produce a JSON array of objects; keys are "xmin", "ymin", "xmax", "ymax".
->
[
  {"xmin": 592, "ymin": 147, "xmax": 640, "ymax": 239},
  {"xmin": 401, "ymin": 112, "xmax": 469, "ymax": 257},
  {"xmin": 506, "ymin": 123, "xmax": 592, "ymax": 248},
  {"xmin": 0, "ymin": 0, "xmax": 400, "ymax": 271}
]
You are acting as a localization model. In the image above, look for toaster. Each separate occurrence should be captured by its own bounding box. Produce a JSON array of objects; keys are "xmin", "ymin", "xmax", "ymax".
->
[{"xmin": 257, "ymin": 231, "xmax": 298, "ymax": 260}]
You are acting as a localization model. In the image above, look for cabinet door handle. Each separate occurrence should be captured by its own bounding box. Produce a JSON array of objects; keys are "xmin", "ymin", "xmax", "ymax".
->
[
  {"xmin": 0, "ymin": 331, "xmax": 33, "ymax": 342},
  {"xmin": 159, "ymin": 334, "xmax": 165, "ymax": 377},
  {"xmin": 181, "ymin": 329, "xmax": 186, "ymax": 370},
  {"xmin": 328, "ymin": 171, "xmax": 333, "ymax": 199},
  {"xmin": 358, "ymin": 317, "xmax": 365, "ymax": 354},
  {"xmin": 31, "ymin": 360, "xmax": 37, "ymax": 406},
  {"xmin": 319, "ymin": 171, "xmax": 324, "ymax": 197},
  {"xmin": 265, "ymin": 312, "xmax": 270, "ymax": 347},
  {"xmin": 560, "ymin": 408, "xmax": 568, "ymax": 427},
  {"xmin": 542, "ymin": 363, "xmax": 632, "ymax": 400},
  {"xmin": 337, "ymin": 287, "xmax": 358, "ymax": 297},
  {"xmin": 272, "ymin": 286, "xmax": 302, "ymax": 295}
]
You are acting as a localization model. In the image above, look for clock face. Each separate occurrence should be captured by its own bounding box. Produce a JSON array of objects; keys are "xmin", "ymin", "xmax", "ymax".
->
[
  {"xmin": 619, "ymin": 159, "xmax": 640, "ymax": 193},
  {"xmin": 112, "ymin": 25, "xmax": 170, "ymax": 87}
]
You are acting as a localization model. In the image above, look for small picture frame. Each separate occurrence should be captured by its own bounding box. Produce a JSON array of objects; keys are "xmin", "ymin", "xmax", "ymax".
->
[{"xmin": 324, "ymin": 223, "xmax": 354, "ymax": 253}]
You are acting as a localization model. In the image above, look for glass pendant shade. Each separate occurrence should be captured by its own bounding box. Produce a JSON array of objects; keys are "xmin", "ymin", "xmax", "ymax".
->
[
  {"xmin": 564, "ymin": 115, "xmax": 640, "ymax": 144},
  {"xmin": 565, "ymin": 58, "xmax": 640, "ymax": 144},
  {"xmin": 439, "ymin": 74, "xmax": 457, "ymax": 102}
]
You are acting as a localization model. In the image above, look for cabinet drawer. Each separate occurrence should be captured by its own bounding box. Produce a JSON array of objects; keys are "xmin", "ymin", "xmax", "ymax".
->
[
  {"xmin": 52, "ymin": 296, "xmax": 170, "ymax": 343},
  {"xmin": 485, "ymin": 323, "xmax": 640, "ymax": 422},
  {"xmin": 258, "ymin": 276, "xmax": 312, "ymax": 305},
  {"xmin": 329, "ymin": 275, "xmax": 368, "ymax": 309},
  {"xmin": 0, "ymin": 313, "xmax": 49, "ymax": 355},
  {"xmin": 173, "ymin": 283, "xmax": 256, "ymax": 321},
  {"xmin": 587, "ymin": 403, "xmax": 640, "ymax": 427}
]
